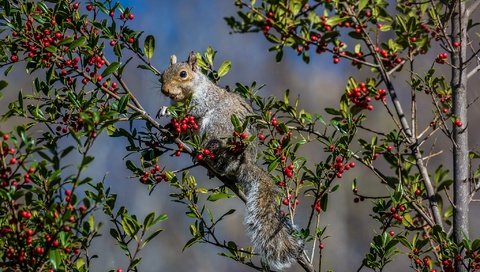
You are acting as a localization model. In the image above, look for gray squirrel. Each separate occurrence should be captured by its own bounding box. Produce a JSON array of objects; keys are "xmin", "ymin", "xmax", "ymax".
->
[{"xmin": 160, "ymin": 52, "xmax": 304, "ymax": 270}]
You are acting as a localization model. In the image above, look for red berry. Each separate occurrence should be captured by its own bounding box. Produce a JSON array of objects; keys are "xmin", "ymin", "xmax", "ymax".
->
[
  {"xmin": 271, "ymin": 117, "xmax": 278, "ymax": 126},
  {"xmin": 109, "ymin": 11, "xmax": 115, "ymax": 17},
  {"xmin": 258, "ymin": 133, "xmax": 265, "ymax": 141},
  {"xmin": 454, "ymin": 119, "xmax": 462, "ymax": 127},
  {"xmin": 3, "ymin": 134, "xmax": 9, "ymax": 141},
  {"xmin": 52, "ymin": 240, "xmax": 60, "ymax": 247},
  {"xmin": 72, "ymin": 2, "xmax": 79, "ymax": 9},
  {"xmin": 128, "ymin": 13, "xmax": 134, "ymax": 20},
  {"xmin": 110, "ymin": 40, "xmax": 117, "ymax": 46},
  {"xmin": 10, "ymin": 55, "xmax": 18, "ymax": 62},
  {"xmin": 9, "ymin": 158, "xmax": 17, "ymax": 165},
  {"xmin": 452, "ymin": 41, "xmax": 460, "ymax": 48},
  {"xmin": 386, "ymin": 146, "xmax": 393, "ymax": 152},
  {"xmin": 415, "ymin": 188, "xmax": 422, "ymax": 196},
  {"xmin": 349, "ymin": 162, "xmax": 355, "ymax": 168},
  {"xmin": 333, "ymin": 56, "xmax": 340, "ymax": 64},
  {"xmin": 196, "ymin": 154, "xmax": 204, "ymax": 161},
  {"xmin": 388, "ymin": 230, "xmax": 395, "ymax": 236},
  {"xmin": 128, "ymin": 37, "xmax": 134, "ymax": 44},
  {"xmin": 282, "ymin": 199, "xmax": 289, "ymax": 206},
  {"xmin": 86, "ymin": 4, "xmax": 93, "ymax": 11}
]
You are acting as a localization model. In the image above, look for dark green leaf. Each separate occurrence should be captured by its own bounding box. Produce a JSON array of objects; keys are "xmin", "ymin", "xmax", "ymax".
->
[
  {"xmin": 0, "ymin": 80, "xmax": 8, "ymax": 91},
  {"xmin": 69, "ymin": 37, "xmax": 86, "ymax": 49},
  {"xmin": 102, "ymin": 62, "xmax": 120, "ymax": 77}
]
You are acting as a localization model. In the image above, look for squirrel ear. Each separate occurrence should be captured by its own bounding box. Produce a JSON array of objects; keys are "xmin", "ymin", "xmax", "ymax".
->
[
  {"xmin": 170, "ymin": 55, "xmax": 177, "ymax": 65},
  {"xmin": 187, "ymin": 51, "xmax": 197, "ymax": 71}
]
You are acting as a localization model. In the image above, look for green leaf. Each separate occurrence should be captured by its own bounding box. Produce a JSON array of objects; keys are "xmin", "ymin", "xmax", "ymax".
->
[
  {"xmin": 152, "ymin": 214, "xmax": 168, "ymax": 225},
  {"xmin": 326, "ymin": 16, "xmax": 348, "ymax": 27},
  {"xmin": 143, "ymin": 212, "xmax": 155, "ymax": 229},
  {"xmin": 0, "ymin": 80, "xmax": 8, "ymax": 91},
  {"xmin": 379, "ymin": 24, "xmax": 391, "ymax": 32},
  {"xmin": 117, "ymin": 95, "xmax": 129, "ymax": 113},
  {"xmin": 320, "ymin": 194, "xmax": 328, "ymax": 211},
  {"xmin": 144, "ymin": 35, "xmax": 155, "ymax": 60},
  {"xmin": 102, "ymin": 62, "xmax": 120, "ymax": 77},
  {"xmin": 217, "ymin": 60, "xmax": 232, "ymax": 78},
  {"xmin": 183, "ymin": 236, "xmax": 201, "ymax": 251},
  {"xmin": 143, "ymin": 228, "xmax": 163, "ymax": 245},
  {"xmin": 58, "ymin": 37, "xmax": 74, "ymax": 46},
  {"xmin": 109, "ymin": 228, "xmax": 120, "ymax": 241},
  {"xmin": 69, "ymin": 36, "xmax": 86, "ymax": 49},
  {"xmin": 267, "ymin": 158, "xmax": 280, "ymax": 172},
  {"xmin": 49, "ymin": 249, "xmax": 61, "ymax": 270},
  {"xmin": 122, "ymin": 215, "xmax": 140, "ymax": 237},
  {"xmin": 207, "ymin": 192, "xmax": 232, "ymax": 202},
  {"xmin": 325, "ymin": 108, "xmax": 341, "ymax": 115},
  {"xmin": 81, "ymin": 156, "xmax": 95, "ymax": 168},
  {"xmin": 358, "ymin": 0, "xmax": 368, "ymax": 12}
]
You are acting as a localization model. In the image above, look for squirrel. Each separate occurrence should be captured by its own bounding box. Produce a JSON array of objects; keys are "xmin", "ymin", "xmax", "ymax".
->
[{"xmin": 160, "ymin": 52, "xmax": 304, "ymax": 270}]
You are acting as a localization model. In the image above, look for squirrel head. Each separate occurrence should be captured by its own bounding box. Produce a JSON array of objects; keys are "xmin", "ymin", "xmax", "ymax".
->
[{"xmin": 160, "ymin": 52, "xmax": 198, "ymax": 101}]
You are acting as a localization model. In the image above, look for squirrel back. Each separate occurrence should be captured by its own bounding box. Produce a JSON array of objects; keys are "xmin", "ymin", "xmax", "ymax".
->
[{"xmin": 160, "ymin": 52, "xmax": 303, "ymax": 270}]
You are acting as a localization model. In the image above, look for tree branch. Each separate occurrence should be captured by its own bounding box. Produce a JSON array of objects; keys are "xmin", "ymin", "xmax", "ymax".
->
[
  {"xmin": 342, "ymin": 2, "xmax": 444, "ymax": 230},
  {"xmin": 466, "ymin": 0, "xmax": 480, "ymax": 18}
]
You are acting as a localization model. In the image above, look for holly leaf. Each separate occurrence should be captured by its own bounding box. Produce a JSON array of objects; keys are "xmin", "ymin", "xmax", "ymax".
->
[{"xmin": 144, "ymin": 35, "xmax": 155, "ymax": 60}]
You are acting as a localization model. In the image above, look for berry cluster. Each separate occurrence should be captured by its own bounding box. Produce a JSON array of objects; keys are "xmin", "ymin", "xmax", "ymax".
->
[
  {"xmin": 346, "ymin": 82, "xmax": 375, "ymax": 111},
  {"xmin": 435, "ymin": 53, "xmax": 448, "ymax": 64},
  {"xmin": 374, "ymin": 88, "xmax": 387, "ymax": 102},
  {"xmin": 55, "ymin": 114, "xmax": 84, "ymax": 134},
  {"xmin": 466, "ymin": 251, "xmax": 480, "ymax": 270},
  {"xmin": 329, "ymin": 156, "xmax": 355, "ymax": 179},
  {"xmin": 282, "ymin": 193, "xmax": 299, "ymax": 208},
  {"xmin": 170, "ymin": 115, "xmax": 199, "ymax": 135},
  {"xmin": 140, "ymin": 165, "xmax": 167, "ymax": 184},
  {"xmin": 227, "ymin": 131, "xmax": 250, "ymax": 154},
  {"xmin": 389, "ymin": 204, "xmax": 406, "ymax": 223},
  {"xmin": 196, "ymin": 148, "xmax": 215, "ymax": 161}
]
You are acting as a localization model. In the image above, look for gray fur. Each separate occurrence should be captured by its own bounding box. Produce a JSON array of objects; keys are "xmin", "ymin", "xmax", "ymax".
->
[{"xmin": 160, "ymin": 53, "xmax": 303, "ymax": 270}]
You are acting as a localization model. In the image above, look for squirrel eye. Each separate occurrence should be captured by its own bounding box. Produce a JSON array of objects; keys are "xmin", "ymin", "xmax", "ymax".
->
[{"xmin": 179, "ymin": 71, "xmax": 187, "ymax": 78}]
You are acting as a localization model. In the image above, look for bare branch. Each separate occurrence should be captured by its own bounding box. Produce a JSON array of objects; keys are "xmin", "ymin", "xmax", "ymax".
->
[
  {"xmin": 466, "ymin": 0, "xmax": 480, "ymax": 18},
  {"xmin": 467, "ymin": 63, "xmax": 480, "ymax": 79}
]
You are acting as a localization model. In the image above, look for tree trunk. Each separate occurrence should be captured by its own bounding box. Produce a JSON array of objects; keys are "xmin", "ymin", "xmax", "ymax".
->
[{"xmin": 451, "ymin": 1, "xmax": 469, "ymax": 271}]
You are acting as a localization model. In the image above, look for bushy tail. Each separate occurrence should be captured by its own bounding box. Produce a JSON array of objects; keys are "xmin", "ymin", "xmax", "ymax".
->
[{"xmin": 238, "ymin": 164, "xmax": 303, "ymax": 270}]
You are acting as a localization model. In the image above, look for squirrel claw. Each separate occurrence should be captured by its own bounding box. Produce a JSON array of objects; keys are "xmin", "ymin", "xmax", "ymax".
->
[{"xmin": 156, "ymin": 106, "xmax": 169, "ymax": 119}]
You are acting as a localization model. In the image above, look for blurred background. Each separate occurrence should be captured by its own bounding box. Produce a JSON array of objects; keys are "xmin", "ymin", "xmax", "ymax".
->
[{"xmin": 1, "ymin": 1, "xmax": 480, "ymax": 271}]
